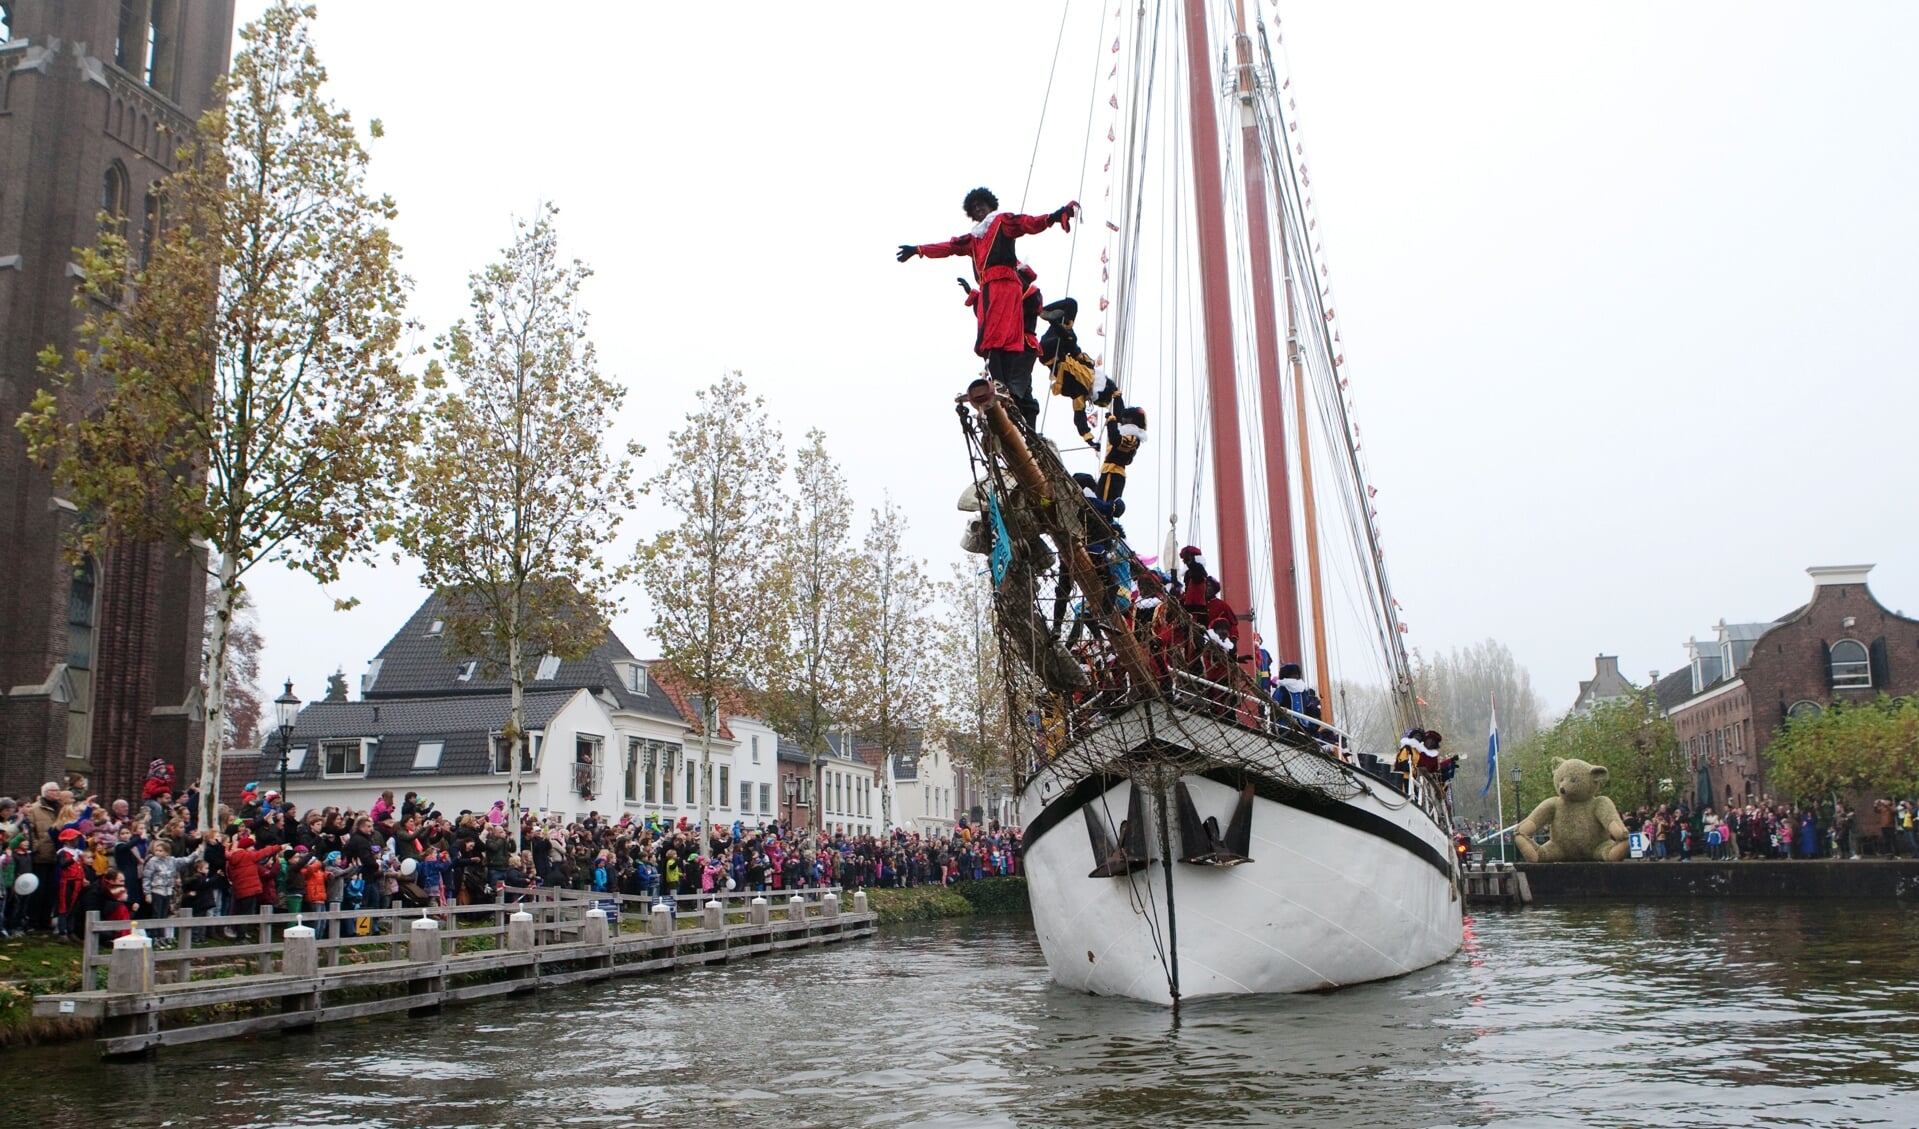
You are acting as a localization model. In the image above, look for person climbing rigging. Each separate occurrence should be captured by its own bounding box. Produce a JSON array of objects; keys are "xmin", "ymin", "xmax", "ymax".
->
[
  {"xmin": 1038, "ymin": 297, "xmax": 1118, "ymax": 446},
  {"xmin": 899, "ymin": 187, "xmax": 1076, "ymax": 430},
  {"xmin": 1098, "ymin": 402, "xmax": 1146, "ymax": 502}
]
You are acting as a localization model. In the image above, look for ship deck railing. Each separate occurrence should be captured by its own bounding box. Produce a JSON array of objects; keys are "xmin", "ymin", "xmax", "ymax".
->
[{"xmin": 1040, "ymin": 671, "xmax": 1452, "ymax": 824}]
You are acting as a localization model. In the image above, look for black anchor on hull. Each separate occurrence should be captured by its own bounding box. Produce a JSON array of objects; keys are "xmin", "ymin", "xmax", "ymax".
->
[
  {"xmin": 1083, "ymin": 780, "xmax": 1152, "ymax": 877},
  {"xmin": 1175, "ymin": 780, "xmax": 1255, "ymax": 866}
]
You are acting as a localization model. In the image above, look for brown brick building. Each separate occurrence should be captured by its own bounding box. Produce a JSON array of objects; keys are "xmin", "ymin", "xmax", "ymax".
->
[
  {"xmin": 0, "ymin": 1, "xmax": 233, "ymax": 801},
  {"xmin": 1669, "ymin": 565, "xmax": 1919, "ymax": 806}
]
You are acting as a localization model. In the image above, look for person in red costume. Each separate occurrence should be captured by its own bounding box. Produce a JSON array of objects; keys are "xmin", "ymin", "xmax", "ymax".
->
[{"xmin": 899, "ymin": 187, "xmax": 1076, "ymax": 429}]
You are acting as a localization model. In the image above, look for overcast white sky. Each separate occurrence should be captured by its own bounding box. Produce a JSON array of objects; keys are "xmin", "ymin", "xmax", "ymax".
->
[{"xmin": 235, "ymin": 1, "xmax": 1919, "ymax": 723}]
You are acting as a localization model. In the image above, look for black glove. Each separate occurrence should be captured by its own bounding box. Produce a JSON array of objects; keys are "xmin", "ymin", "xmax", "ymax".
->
[
  {"xmin": 1052, "ymin": 202, "xmax": 1077, "ymax": 231},
  {"xmin": 896, "ymin": 244, "xmax": 918, "ymax": 262},
  {"xmin": 956, "ymin": 277, "xmax": 973, "ymax": 294}
]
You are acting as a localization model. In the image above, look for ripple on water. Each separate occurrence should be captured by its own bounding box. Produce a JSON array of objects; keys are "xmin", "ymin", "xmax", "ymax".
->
[{"xmin": 11, "ymin": 903, "xmax": 1919, "ymax": 1127}]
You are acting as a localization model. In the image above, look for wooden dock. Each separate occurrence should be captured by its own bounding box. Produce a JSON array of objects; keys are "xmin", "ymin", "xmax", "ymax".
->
[
  {"xmin": 35, "ymin": 886, "xmax": 875, "ymax": 1058},
  {"xmin": 1462, "ymin": 861, "xmax": 1532, "ymax": 906}
]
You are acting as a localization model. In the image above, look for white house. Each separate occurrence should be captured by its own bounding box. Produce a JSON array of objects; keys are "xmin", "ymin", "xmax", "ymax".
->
[
  {"xmin": 891, "ymin": 731, "xmax": 958, "ymax": 837},
  {"xmin": 258, "ymin": 594, "xmax": 750, "ymax": 828}
]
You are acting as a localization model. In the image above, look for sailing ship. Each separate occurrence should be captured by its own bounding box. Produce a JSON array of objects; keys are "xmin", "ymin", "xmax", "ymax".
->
[{"xmin": 953, "ymin": 1, "xmax": 1462, "ymax": 1006}]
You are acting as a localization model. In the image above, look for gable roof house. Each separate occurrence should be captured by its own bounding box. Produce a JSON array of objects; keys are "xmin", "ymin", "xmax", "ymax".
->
[
  {"xmin": 1571, "ymin": 655, "xmax": 1635, "ymax": 715},
  {"xmin": 249, "ymin": 593, "xmax": 763, "ymax": 826},
  {"xmin": 1667, "ymin": 565, "xmax": 1919, "ymax": 809}
]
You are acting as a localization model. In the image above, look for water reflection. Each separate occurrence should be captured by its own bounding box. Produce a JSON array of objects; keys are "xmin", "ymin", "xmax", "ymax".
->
[{"xmin": 13, "ymin": 901, "xmax": 1919, "ymax": 1127}]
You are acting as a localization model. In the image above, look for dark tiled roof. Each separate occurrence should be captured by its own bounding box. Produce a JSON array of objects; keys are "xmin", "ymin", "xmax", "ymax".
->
[
  {"xmin": 360, "ymin": 592, "xmax": 685, "ymax": 727},
  {"xmin": 1652, "ymin": 668, "xmax": 1695, "ymax": 715},
  {"xmin": 264, "ymin": 689, "xmax": 581, "ymax": 780}
]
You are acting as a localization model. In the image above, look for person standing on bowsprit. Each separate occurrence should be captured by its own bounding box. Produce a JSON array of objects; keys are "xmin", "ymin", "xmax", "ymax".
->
[{"xmin": 899, "ymin": 187, "xmax": 1076, "ymax": 429}]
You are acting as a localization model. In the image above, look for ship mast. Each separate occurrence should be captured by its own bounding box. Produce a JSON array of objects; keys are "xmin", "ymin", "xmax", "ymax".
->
[
  {"xmin": 1179, "ymin": 0, "xmax": 1253, "ymax": 668},
  {"xmin": 1283, "ymin": 200, "xmax": 1334, "ymax": 721},
  {"xmin": 1230, "ymin": 0, "xmax": 1303, "ymax": 667}
]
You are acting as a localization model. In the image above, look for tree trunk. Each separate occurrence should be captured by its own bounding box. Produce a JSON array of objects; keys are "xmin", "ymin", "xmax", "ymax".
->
[
  {"xmin": 881, "ymin": 752, "xmax": 894, "ymax": 833},
  {"xmin": 508, "ymin": 599, "xmax": 525, "ymax": 850},
  {"xmin": 196, "ymin": 553, "xmax": 240, "ymax": 832},
  {"xmin": 697, "ymin": 705, "xmax": 713, "ymax": 863},
  {"xmin": 811, "ymin": 748, "xmax": 824, "ymax": 844}
]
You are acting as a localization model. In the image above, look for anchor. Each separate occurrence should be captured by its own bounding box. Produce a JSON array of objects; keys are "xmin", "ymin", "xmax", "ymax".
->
[
  {"xmin": 1175, "ymin": 780, "xmax": 1255, "ymax": 866},
  {"xmin": 1084, "ymin": 781, "xmax": 1151, "ymax": 877}
]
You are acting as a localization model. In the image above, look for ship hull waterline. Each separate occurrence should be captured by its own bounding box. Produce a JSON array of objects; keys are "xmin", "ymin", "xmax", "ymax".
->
[{"xmin": 1018, "ymin": 714, "xmax": 1464, "ymax": 1005}]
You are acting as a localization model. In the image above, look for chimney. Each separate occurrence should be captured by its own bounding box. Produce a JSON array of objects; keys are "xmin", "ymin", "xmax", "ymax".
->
[{"xmin": 1649, "ymin": 670, "xmax": 1660, "ymax": 683}]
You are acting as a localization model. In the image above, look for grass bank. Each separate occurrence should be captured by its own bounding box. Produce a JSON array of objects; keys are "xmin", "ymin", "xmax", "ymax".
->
[
  {"xmin": 0, "ymin": 935, "xmax": 91, "ymax": 1048},
  {"xmin": 865, "ymin": 877, "xmax": 1029, "ymax": 926}
]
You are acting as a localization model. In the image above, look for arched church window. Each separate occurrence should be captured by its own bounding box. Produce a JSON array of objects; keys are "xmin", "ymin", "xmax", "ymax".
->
[
  {"xmin": 101, "ymin": 162, "xmax": 130, "ymax": 237},
  {"xmin": 1829, "ymin": 640, "xmax": 1870, "ymax": 689}
]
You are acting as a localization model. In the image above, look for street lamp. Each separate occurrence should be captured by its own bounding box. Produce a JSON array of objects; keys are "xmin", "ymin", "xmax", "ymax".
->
[
  {"xmin": 783, "ymin": 775, "xmax": 798, "ymax": 829},
  {"xmin": 274, "ymin": 679, "xmax": 301, "ymax": 808}
]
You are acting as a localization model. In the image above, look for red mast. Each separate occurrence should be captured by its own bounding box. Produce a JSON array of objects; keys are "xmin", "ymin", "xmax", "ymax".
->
[
  {"xmin": 1180, "ymin": 0, "xmax": 1253, "ymax": 664},
  {"xmin": 1232, "ymin": 0, "xmax": 1302, "ymax": 664}
]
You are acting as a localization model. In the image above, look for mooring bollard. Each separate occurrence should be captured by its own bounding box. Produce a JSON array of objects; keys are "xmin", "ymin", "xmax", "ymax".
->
[
  {"xmin": 583, "ymin": 907, "xmax": 609, "ymax": 946},
  {"xmin": 703, "ymin": 900, "xmax": 723, "ymax": 931},
  {"xmin": 107, "ymin": 930, "xmax": 153, "ymax": 994},
  {"xmin": 822, "ymin": 892, "xmax": 840, "ymax": 919},
  {"xmin": 508, "ymin": 910, "xmax": 535, "ymax": 951},
  {"xmin": 854, "ymin": 890, "xmax": 868, "ymax": 915},
  {"xmin": 282, "ymin": 924, "xmax": 318, "ymax": 978},
  {"xmin": 788, "ymin": 895, "xmax": 806, "ymax": 923},
  {"xmin": 410, "ymin": 915, "xmax": 442, "ymax": 963},
  {"xmin": 650, "ymin": 903, "xmax": 672, "ymax": 937},
  {"xmin": 750, "ymin": 897, "xmax": 769, "ymax": 925}
]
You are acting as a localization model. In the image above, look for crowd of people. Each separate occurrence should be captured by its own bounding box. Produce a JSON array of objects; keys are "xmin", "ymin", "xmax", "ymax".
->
[
  {"xmin": 1622, "ymin": 798, "xmax": 1919, "ymax": 861},
  {"xmin": 1469, "ymin": 796, "xmax": 1919, "ymax": 861},
  {"xmin": 0, "ymin": 763, "xmax": 1023, "ymax": 947}
]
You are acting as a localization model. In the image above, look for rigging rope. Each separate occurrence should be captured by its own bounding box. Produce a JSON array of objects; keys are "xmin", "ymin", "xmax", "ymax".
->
[{"xmin": 1020, "ymin": 0, "xmax": 1077, "ymax": 214}]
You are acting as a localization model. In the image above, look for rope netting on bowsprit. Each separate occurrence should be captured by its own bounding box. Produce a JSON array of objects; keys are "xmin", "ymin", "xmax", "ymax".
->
[{"xmin": 955, "ymin": 388, "xmax": 1367, "ymax": 808}]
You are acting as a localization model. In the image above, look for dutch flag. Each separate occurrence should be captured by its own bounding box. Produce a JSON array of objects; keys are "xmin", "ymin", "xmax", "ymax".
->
[{"xmin": 1481, "ymin": 694, "xmax": 1500, "ymax": 797}]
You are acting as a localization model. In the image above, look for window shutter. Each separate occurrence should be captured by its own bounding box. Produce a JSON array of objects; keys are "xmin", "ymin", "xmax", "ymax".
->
[
  {"xmin": 1871, "ymin": 636, "xmax": 1891, "ymax": 691},
  {"xmin": 1821, "ymin": 639, "xmax": 1833, "ymax": 691}
]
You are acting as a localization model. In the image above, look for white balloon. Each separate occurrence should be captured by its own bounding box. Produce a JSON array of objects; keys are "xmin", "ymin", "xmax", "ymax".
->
[
  {"xmin": 725, "ymin": 877, "xmax": 737, "ymax": 891},
  {"xmin": 400, "ymin": 858, "xmax": 418, "ymax": 877},
  {"xmin": 12, "ymin": 872, "xmax": 38, "ymax": 896}
]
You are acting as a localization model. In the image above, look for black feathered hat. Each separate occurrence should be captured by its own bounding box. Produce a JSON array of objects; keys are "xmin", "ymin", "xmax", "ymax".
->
[{"xmin": 1040, "ymin": 297, "xmax": 1078, "ymax": 324}]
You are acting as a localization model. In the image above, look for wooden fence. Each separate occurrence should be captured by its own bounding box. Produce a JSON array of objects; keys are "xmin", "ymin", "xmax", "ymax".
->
[{"xmin": 38, "ymin": 886, "xmax": 874, "ymax": 1058}]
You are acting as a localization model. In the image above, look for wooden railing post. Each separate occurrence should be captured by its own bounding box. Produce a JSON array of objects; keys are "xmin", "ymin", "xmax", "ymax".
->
[
  {"xmin": 257, "ymin": 906, "xmax": 275, "ymax": 974},
  {"xmin": 81, "ymin": 911, "xmax": 101, "ymax": 990}
]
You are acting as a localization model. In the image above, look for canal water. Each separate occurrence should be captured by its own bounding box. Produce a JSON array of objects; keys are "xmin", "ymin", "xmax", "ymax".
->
[{"xmin": 14, "ymin": 900, "xmax": 1919, "ymax": 1127}]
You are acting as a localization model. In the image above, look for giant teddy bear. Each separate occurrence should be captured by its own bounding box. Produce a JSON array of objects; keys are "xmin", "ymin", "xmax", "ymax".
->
[{"xmin": 1514, "ymin": 757, "xmax": 1630, "ymax": 862}]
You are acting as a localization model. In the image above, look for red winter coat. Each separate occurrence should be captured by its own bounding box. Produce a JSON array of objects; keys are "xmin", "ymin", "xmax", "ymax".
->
[
  {"xmin": 225, "ymin": 845, "xmax": 264, "ymax": 899},
  {"xmin": 303, "ymin": 861, "xmax": 328, "ymax": 905}
]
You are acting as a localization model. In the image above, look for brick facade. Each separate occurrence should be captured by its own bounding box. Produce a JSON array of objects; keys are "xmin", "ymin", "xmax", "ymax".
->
[
  {"xmin": 1669, "ymin": 568, "xmax": 1919, "ymax": 805},
  {"xmin": 0, "ymin": 1, "xmax": 232, "ymax": 800}
]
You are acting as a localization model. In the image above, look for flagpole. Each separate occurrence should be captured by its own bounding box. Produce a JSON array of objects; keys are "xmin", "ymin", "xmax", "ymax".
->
[{"xmin": 1490, "ymin": 690, "xmax": 1507, "ymax": 864}]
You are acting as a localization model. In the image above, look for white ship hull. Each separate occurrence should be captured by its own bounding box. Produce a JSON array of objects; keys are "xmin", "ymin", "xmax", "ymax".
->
[{"xmin": 1017, "ymin": 704, "xmax": 1463, "ymax": 1005}]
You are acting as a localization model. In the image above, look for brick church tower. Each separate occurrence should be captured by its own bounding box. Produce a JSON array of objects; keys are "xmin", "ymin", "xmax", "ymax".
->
[{"xmin": 0, "ymin": 1, "xmax": 234, "ymax": 801}]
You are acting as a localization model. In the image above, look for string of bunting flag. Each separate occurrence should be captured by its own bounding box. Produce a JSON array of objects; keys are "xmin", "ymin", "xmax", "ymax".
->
[{"xmin": 1259, "ymin": 1, "xmax": 1416, "ymax": 655}]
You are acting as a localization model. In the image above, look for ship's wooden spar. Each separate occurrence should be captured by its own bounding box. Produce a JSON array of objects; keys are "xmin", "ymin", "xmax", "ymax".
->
[{"xmin": 964, "ymin": 381, "xmax": 1158, "ymax": 690}]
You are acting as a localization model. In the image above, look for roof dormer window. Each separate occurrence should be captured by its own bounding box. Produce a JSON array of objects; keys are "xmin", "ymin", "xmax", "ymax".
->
[
  {"xmin": 456, "ymin": 660, "xmax": 477, "ymax": 682},
  {"xmin": 426, "ymin": 619, "xmax": 444, "ymax": 636},
  {"xmin": 535, "ymin": 654, "xmax": 562, "ymax": 681}
]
